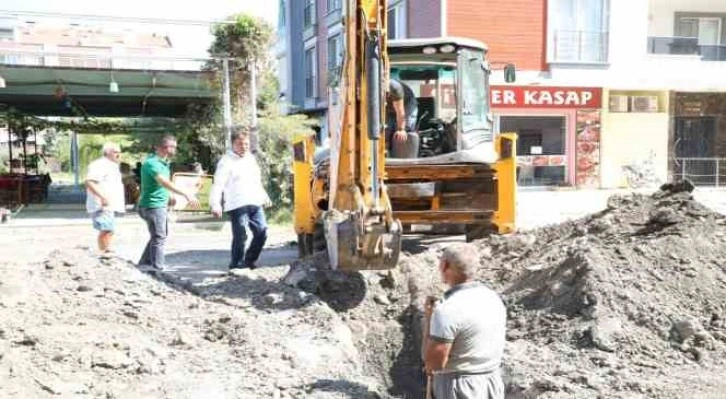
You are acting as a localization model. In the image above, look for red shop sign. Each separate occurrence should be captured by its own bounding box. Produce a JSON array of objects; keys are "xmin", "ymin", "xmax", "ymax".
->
[{"xmin": 491, "ymin": 86, "xmax": 602, "ymax": 109}]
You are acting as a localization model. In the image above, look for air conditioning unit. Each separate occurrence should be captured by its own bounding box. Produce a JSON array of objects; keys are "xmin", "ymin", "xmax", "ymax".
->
[
  {"xmin": 630, "ymin": 96, "xmax": 659, "ymax": 113},
  {"xmin": 609, "ymin": 95, "xmax": 629, "ymax": 112}
]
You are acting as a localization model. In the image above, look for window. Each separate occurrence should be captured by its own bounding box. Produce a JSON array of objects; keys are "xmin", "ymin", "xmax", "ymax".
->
[
  {"xmin": 0, "ymin": 28, "xmax": 12, "ymax": 41},
  {"xmin": 304, "ymin": 0, "xmax": 316, "ymax": 28},
  {"xmin": 387, "ymin": 2, "xmax": 406, "ymax": 40},
  {"xmin": 327, "ymin": 34, "xmax": 342, "ymax": 73},
  {"xmin": 460, "ymin": 49, "xmax": 490, "ymax": 135},
  {"xmin": 501, "ymin": 116, "xmax": 567, "ymax": 186},
  {"xmin": 278, "ymin": 0, "xmax": 286, "ymax": 30},
  {"xmin": 677, "ymin": 17, "xmax": 722, "ymax": 46},
  {"xmin": 549, "ymin": 0, "xmax": 609, "ymax": 63},
  {"xmin": 327, "ymin": 0, "xmax": 341, "ymax": 12},
  {"xmin": 305, "ymin": 46, "xmax": 317, "ymax": 98}
]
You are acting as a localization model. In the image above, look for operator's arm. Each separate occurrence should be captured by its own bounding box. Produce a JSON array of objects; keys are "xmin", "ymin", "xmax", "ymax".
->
[
  {"xmin": 393, "ymin": 98, "xmax": 406, "ymax": 132},
  {"xmin": 154, "ymin": 174, "xmax": 200, "ymax": 208},
  {"xmin": 424, "ymin": 305, "xmax": 455, "ymax": 374},
  {"xmin": 209, "ymin": 157, "xmax": 230, "ymax": 216},
  {"xmin": 389, "ymin": 80, "xmax": 408, "ymax": 142}
]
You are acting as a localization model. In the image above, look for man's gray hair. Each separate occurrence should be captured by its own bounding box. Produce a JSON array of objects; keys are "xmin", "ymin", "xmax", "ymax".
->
[
  {"xmin": 158, "ymin": 134, "xmax": 176, "ymax": 147},
  {"xmin": 442, "ymin": 243, "xmax": 481, "ymax": 279},
  {"xmin": 102, "ymin": 142, "xmax": 120, "ymax": 155}
]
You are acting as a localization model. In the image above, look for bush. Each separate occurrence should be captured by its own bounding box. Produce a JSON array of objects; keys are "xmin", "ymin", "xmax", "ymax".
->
[{"xmin": 256, "ymin": 110, "xmax": 316, "ymax": 223}]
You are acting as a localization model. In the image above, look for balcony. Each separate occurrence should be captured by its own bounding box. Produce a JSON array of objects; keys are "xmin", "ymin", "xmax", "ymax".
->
[
  {"xmin": 0, "ymin": 45, "xmax": 205, "ymax": 71},
  {"xmin": 648, "ymin": 36, "xmax": 726, "ymax": 61},
  {"xmin": 550, "ymin": 30, "xmax": 609, "ymax": 64}
]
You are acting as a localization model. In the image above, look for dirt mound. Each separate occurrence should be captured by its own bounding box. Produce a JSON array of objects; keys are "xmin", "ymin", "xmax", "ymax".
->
[
  {"xmin": 0, "ymin": 247, "xmax": 385, "ymax": 399},
  {"xmin": 464, "ymin": 184, "xmax": 726, "ymax": 398},
  {"xmin": 283, "ymin": 185, "xmax": 726, "ymax": 398}
]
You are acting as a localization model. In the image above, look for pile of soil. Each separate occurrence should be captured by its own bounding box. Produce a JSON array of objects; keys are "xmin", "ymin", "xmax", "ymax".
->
[
  {"xmin": 396, "ymin": 182, "xmax": 726, "ymax": 398},
  {"xmin": 0, "ymin": 248, "xmax": 384, "ymax": 399},
  {"xmin": 476, "ymin": 183, "xmax": 726, "ymax": 398},
  {"xmin": 286, "ymin": 182, "xmax": 726, "ymax": 398}
]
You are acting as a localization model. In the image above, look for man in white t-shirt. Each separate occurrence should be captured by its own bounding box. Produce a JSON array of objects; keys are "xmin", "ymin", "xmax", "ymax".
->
[
  {"xmin": 424, "ymin": 243, "xmax": 507, "ymax": 399},
  {"xmin": 85, "ymin": 142, "xmax": 125, "ymax": 253}
]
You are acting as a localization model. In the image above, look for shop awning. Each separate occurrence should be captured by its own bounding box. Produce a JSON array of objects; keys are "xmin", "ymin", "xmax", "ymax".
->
[{"xmin": 0, "ymin": 65, "xmax": 217, "ymax": 118}]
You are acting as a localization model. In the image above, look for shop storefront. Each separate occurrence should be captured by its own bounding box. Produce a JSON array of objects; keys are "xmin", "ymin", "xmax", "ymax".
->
[
  {"xmin": 670, "ymin": 92, "xmax": 726, "ymax": 186},
  {"xmin": 491, "ymin": 86, "xmax": 603, "ymax": 187}
]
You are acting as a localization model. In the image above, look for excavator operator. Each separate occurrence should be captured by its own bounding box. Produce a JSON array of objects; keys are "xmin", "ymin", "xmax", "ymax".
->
[{"xmin": 385, "ymin": 77, "xmax": 419, "ymax": 158}]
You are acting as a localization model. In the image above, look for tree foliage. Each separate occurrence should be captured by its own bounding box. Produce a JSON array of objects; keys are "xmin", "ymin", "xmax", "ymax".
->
[{"xmin": 198, "ymin": 13, "xmax": 315, "ymax": 221}]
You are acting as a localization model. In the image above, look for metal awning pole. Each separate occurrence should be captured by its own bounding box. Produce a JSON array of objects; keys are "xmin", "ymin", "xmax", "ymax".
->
[
  {"xmin": 71, "ymin": 131, "xmax": 80, "ymax": 190},
  {"xmin": 7, "ymin": 125, "xmax": 12, "ymax": 173},
  {"xmin": 222, "ymin": 58, "xmax": 233, "ymax": 151}
]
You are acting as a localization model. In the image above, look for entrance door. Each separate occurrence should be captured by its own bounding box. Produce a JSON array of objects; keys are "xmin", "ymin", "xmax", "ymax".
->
[
  {"xmin": 674, "ymin": 117, "xmax": 716, "ymax": 185},
  {"xmin": 500, "ymin": 116, "xmax": 568, "ymax": 186}
]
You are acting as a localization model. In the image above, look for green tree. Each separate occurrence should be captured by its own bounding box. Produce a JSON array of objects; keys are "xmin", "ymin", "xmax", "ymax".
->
[
  {"xmin": 208, "ymin": 14, "xmax": 274, "ymax": 122},
  {"xmin": 201, "ymin": 13, "xmax": 316, "ymax": 222}
]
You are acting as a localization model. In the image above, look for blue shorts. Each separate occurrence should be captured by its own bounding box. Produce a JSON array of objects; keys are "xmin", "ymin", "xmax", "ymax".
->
[{"xmin": 92, "ymin": 210, "xmax": 116, "ymax": 232}]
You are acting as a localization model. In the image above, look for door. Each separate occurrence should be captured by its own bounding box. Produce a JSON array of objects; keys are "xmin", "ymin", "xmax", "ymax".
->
[{"xmin": 674, "ymin": 117, "xmax": 716, "ymax": 185}]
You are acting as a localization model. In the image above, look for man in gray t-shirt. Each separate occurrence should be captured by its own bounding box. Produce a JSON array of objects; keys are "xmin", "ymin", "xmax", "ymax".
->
[{"xmin": 424, "ymin": 243, "xmax": 506, "ymax": 399}]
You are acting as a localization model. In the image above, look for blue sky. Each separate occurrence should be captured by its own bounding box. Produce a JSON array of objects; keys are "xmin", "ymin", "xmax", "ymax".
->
[{"xmin": 1, "ymin": 0, "xmax": 279, "ymax": 55}]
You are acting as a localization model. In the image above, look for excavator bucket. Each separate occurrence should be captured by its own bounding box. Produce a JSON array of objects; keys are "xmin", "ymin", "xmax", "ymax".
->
[{"xmin": 324, "ymin": 209, "xmax": 402, "ymax": 271}]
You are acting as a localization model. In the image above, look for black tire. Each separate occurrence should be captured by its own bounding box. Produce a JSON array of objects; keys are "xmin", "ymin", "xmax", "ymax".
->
[
  {"xmin": 313, "ymin": 222, "xmax": 327, "ymax": 252},
  {"xmin": 465, "ymin": 225, "xmax": 490, "ymax": 242}
]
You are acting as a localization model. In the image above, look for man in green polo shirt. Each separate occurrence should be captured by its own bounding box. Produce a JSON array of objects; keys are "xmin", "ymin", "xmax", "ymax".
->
[{"xmin": 137, "ymin": 135, "xmax": 199, "ymax": 270}]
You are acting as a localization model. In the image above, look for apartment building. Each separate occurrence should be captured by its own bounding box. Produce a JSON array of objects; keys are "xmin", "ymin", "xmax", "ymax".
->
[
  {"xmin": 277, "ymin": 0, "xmax": 412, "ymax": 138},
  {"xmin": 276, "ymin": 0, "xmax": 726, "ymax": 188},
  {"xmin": 0, "ymin": 18, "xmax": 175, "ymax": 70}
]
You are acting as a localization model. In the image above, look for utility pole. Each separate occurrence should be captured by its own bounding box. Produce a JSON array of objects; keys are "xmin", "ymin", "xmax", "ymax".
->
[
  {"xmin": 222, "ymin": 58, "xmax": 233, "ymax": 150},
  {"xmin": 249, "ymin": 59, "xmax": 258, "ymax": 152}
]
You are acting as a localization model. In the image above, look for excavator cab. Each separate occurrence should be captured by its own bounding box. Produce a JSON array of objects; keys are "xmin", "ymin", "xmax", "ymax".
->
[{"xmin": 383, "ymin": 38, "xmax": 517, "ymax": 240}]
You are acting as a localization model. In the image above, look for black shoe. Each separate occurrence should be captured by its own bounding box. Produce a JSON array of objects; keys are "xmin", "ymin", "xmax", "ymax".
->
[
  {"xmin": 228, "ymin": 262, "xmax": 242, "ymax": 270},
  {"xmin": 244, "ymin": 262, "xmax": 257, "ymax": 270}
]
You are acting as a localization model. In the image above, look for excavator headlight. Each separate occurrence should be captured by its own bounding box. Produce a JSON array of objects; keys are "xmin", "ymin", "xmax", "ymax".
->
[
  {"xmin": 422, "ymin": 46, "xmax": 437, "ymax": 55},
  {"xmin": 439, "ymin": 44, "xmax": 456, "ymax": 53}
]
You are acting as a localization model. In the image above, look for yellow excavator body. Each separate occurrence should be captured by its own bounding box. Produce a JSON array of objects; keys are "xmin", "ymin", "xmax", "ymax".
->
[{"xmin": 293, "ymin": 0, "xmax": 517, "ymax": 271}]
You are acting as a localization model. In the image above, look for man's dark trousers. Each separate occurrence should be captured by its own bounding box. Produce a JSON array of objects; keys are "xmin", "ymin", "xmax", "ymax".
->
[{"xmin": 227, "ymin": 205, "xmax": 268, "ymax": 268}]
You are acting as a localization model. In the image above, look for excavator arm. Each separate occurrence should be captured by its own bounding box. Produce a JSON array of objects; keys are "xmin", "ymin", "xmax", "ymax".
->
[{"xmin": 323, "ymin": 0, "xmax": 402, "ymax": 271}]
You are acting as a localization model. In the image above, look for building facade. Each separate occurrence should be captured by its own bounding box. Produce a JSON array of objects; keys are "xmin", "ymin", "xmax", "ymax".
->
[
  {"xmin": 0, "ymin": 17, "xmax": 176, "ymax": 69},
  {"xmin": 277, "ymin": 0, "xmax": 726, "ymax": 188}
]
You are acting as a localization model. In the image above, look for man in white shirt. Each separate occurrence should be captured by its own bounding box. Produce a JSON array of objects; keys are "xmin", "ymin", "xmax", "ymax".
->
[
  {"xmin": 85, "ymin": 142, "xmax": 125, "ymax": 254},
  {"xmin": 210, "ymin": 127, "xmax": 271, "ymax": 270},
  {"xmin": 424, "ymin": 243, "xmax": 507, "ymax": 399}
]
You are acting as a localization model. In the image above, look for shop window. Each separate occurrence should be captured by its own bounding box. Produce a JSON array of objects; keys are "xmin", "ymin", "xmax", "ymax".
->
[{"xmin": 501, "ymin": 116, "xmax": 568, "ymax": 186}]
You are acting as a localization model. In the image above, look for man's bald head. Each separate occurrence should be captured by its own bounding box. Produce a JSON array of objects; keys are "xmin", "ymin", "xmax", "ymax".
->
[{"xmin": 442, "ymin": 243, "xmax": 481, "ymax": 280}]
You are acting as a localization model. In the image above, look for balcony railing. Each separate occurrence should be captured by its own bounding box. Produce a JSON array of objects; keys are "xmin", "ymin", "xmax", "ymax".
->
[
  {"xmin": 551, "ymin": 30, "xmax": 609, "ymax": 63},
  {"xmin": 0, "ymin": 45, "xmax": 207, "ymax": 70},
  {"xmin": 647, "ymin": 36, "xmax": 726, "ymax": 61},
  {"xmin": 671, "ymin": 157, "xmax": 726, "ymax": 186}
]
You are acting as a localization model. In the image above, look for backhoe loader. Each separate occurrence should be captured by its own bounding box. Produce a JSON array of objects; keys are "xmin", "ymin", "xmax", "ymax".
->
[{"xmin": 292, "ymin": 0, "xmax": 517, "ymax": 271}]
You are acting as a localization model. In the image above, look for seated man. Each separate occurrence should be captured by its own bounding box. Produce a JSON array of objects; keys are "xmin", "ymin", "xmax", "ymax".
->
[{"xmin": 386, "ymin": 78, "xmax": 419, "ymax": 158}]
